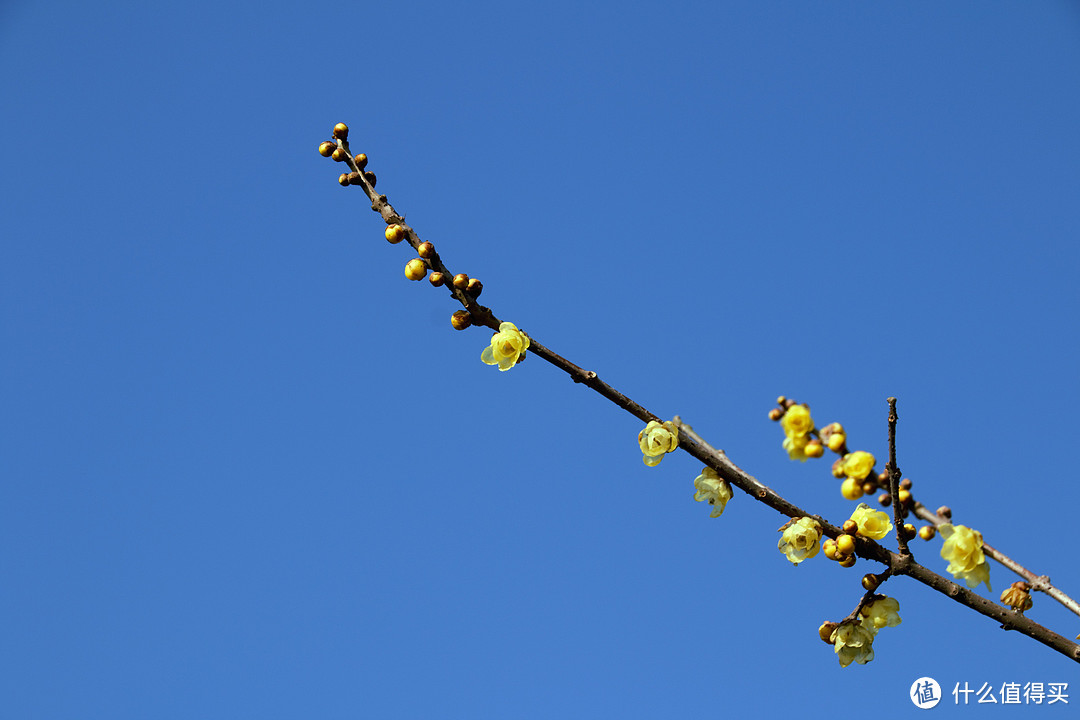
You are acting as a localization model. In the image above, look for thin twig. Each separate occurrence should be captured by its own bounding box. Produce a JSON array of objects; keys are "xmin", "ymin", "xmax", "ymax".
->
[
  {"xmin": 886, "ymin": 398, "xmax": 910, "ymax": 557},
  {"xmin": 325, "ymin": 136, "xmax": 1080, "ymax": 663}
]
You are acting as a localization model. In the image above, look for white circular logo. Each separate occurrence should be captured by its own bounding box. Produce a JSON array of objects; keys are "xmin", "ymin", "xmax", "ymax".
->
[{"xmin": 911, "ymin": 677, "xmax": 942, "ymax": 709}]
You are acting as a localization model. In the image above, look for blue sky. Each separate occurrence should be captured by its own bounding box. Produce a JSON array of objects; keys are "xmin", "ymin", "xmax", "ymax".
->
[{"xmin": 2, "ymin": 1, "xmax": 1079, "ymax": 717}]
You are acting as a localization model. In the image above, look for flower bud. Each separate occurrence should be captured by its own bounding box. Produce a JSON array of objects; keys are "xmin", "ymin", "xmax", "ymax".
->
[
  {"xmin": 338, "ymin": 173, "xmax": 350, "ymax": 187},
  {"xmin": 385, "ymin": 224, "xmax": 407, "ymax": 244},
  {"xmin": 937, "ymin": 505, "xmax": 952, "ymax": 520},
  {"xmin": 822, "ymin": 538, "xmax": 839, "ymax": 561},
  {"xmin": 826, "ymin": 433, "xmax": 847, "ymax": 453},
  {"xmin": 363, "ymin": 171, "xmax": 377, "ymax": 187},
  {"xmin": 768, "ymin": 408, "xmax": 783, "ymax": 421},
  {"xmin": 840, "ymin": 477, "xmax": 863, "ymax": 501},
  {"xmin": 318, "ymin": 141, "xmax": 337, "ymax": 157},
  {"xmin": 347, "ymin": 171, "xmax": 362, "ymax": 185},
  {"xmin": 831, "ymin": 458, "xmax": 846, "ymax": 479},
  {"xmin": 450, "ymin": 310, "xmax": 472, "ymax": 330},
  {"xmin": 861, "ymin": 573, "xmax": 880, "ymax": 592},
  {"xmin": 902, "ymin": 523, "xmax": 917, "ymax": 540},
  {"xmin": 861, "ymin": 481, "xmax": 877, "ymax": 497},
  {"xmin": 836, "ymin": 534, "xmax": 855, "ymax": 557},
  {"xmin": 429, "ymin": 271, "xmax": 445, "ymax": 287},
  {"xmin": 804, "ymin": 439, "xmax": 824, "ymax": 458},
  {"xmin": 898, "ymin": 488, "xmax": 912, "ymax": 505},
  {"xmin": 331, "ymin": 147, "xmax": 348, "ymax": 162},
  {"xmin": 452, "ymin": 273, "xmax": 470, "ymax": 290},
  {"xmin": 466, "ymin": 278, "xmax": 483, "ymax": 297},
  {"xmin": 418, "ymin": 242, "xmax": 435, "ymax": 258},
  {"xmin": 819, "ymin": 621, "xmax": 839, "ymax": 644},
  {"xmin": 918, "ymin": 525, "xmax": 936, "ymax": 541},
  {"xmin": 878, "ymin": 492, "xmax": 892, "ymax": 507},
  {"xmin": 838, "ymin": 555, "xmax": 857, "ymax": 568},
  {"xmin": 404, "ymin": 258, "xmax": 427, "ymax": 281},
  {"xmin": 332, "ymin": 122, "xmax": 349, "ymax": 139},
  {"xmin": 842, "ymin": 519, "xmax": 859, "ymax": 535},
  {"xmin": 899, "ymin": 477, "xmax": 913, "ymax": 490},
  {"xmin": 354, "ymin": 153, "xmax": 368, "ymax": 170}
]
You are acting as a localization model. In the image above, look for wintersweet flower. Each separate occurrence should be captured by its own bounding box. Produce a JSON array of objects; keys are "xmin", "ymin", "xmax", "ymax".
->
[
  {"xmin": 481, "ymin": 322, "xmax": 530, "ymax": 371},
  {"xmin": 638, "ymin": 420, "xmax": 679, "ymax": 466},
  {"xmin": 849, "ymin": 503, "xmax": 893, "ymax": 540},
  {"xmin": 860, "ymin": 596, "xmax": 902, "ymax": 631},
  {"xmin": 782, "ymin": 434, "xmax": 810, "ymax": 462},
  {"xmin": 781, "ymin": 404, "xmax": 814, "ymax": 439},
  {"xmin": 840, "ymin": 451, "xmax": 876, "ymax": 481},
  {"xmin": 693, "ymin": 467, "xmax": 733, "ymax": 518},
  {"xmin": 831, "ymin": 622, "xmax": 875, "ymax": 667},
  {"xmin": 777, "ymin": 517, "xmax": 823, "ymax": 566},
  {"xmin": 939, "ymin": 523, "xmax": 992, "ymax": 591}
]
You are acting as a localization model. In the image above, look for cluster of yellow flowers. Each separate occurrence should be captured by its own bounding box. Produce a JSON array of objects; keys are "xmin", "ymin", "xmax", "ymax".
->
[
  {"xmin": 939, "ymin": 523, "xmax": 992, "ymax": 591},
  {"xmin": 828, "ymin": 595, "xmax": 903, "ymax": 667}
]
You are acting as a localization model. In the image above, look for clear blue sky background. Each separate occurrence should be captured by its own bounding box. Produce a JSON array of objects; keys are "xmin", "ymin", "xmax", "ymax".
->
[{"xmin": 2, "ymin": 2, "xmax": 1079, "ymax": 717}]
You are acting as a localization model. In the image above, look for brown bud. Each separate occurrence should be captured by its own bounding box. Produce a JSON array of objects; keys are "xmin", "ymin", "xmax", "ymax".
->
[
  {"xmin": 878, "ymin": 492, "xmax": 892, "ymax": 507},
  {"xmin": 466, "ymin": 278, "xmax": 483, "ymax": 297},
  {"xmin": 385, "ymin": 224, "xmax": 407, "ymax": 244},
  {"xmin": 768, "ymin": 408, "xmax": 783, "ymax": 421},
  {"xmin": 429, "ymin": 272, "xmax": 445, "ymax": 287},
  {"xmin": 838, "ymin": 555, "xmax": 857, "ymax": 568},
  {"xmin": 354, "ymin": 153, "xmax": 368, "ymax": 170},
  {"xmin": 404, "ymin": 258, "xmax": 427, "ymax": 281},
  {"xmin": 331, "ymin": 147, "xmax": 348, "ymax": 162},
  {"xmin": 452, "ymin": 273, "xmax": 469, "ymax": 290},
  {"xmin": 332, "ymin": 123, "xmax": 349, "ymax": 139},
  {"xmin": 831, "ymin": 458, "xmax": 846, "ymax": 479},
  {"xmin": 861, "ymin": 573, "xmax": 880, "ymax": 592},
  {"xmin": 899, "ymin": 477, "xmax": 913, "ymax": 490},
  {"xmin": 418, "ymin": 242, "xmax": 435, "ymax": 259},
  {"xmin": 918, "ymin": 525, "xmax": 936, "ymax": 541},
  {"xmin": 347, "ymin": 172, "xmax": 362, "ymax": 185},
  {"xmin": 878, "ymin": 470, "xmax": 890, "ymax": 483},
  {"xmin": 898, "ymin": 488, "xmax": 912, "ymax": 505},
  {"xmin": 363, "ymin": 171, "xmax": 376, "ymax": 187},
  {"xmin": 337, "ymin": 173, "xmax": 350, "ymax": 187},
  {"xmin": 450, "ymin": 310, "xmax": 472, "ymax": 330},
  {"xmin": 902, "ymin": 523, "xmax": 917, "ymax": 540},
  {"xmin": 819, "ymin": 621, "xmax": 839, "ymax": 644},
  {"xmin": 318, "ymin": 141, "xmax": 337, "ymax": 157},
  {"xmin": 861, "ymin": 481, "xmax": 877, "ymax": 496},
  {"xmin": 842, "ymin": 519, "xmax": 859, "ymax": 535},
  {"xmin": 937, "ymin": 506, "xmax": 952, "ymax": 520},
  {"xmin": 776, "ymin": 396, "xmax": 787, "ymax": 406}
]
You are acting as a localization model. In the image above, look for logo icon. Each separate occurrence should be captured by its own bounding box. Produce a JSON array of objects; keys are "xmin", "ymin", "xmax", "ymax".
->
[{"xmin": 911, "ymin": 677, "xmax": 942, "ymax": 709}]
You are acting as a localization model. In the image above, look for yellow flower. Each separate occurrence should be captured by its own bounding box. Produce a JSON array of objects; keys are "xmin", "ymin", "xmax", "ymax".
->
[
  {"xmin": 693, "ymin": 467, "xmax": 733, "ymax": 518},
  {"xmin": 638, "ymin": 420, "xmax": 679, "ymax": 466},
  {"xmin": 840, "ymin": 451, "xmax": 876, "ymax": 480},
  {"xmin": 939, "ymin": 523, "xmax": 992, "ymax": 591},
  {"xmin": 848, "ymin": 503, "xmax": 893, "ymax": 540},
  {"xmin": 480, "ymin": 322, "xmax": 530, "ymax": 371},
  {"xmin": 777, "ymin": 517, "xmax": 822, "ymax": 566},
  {"xmin": 860, "ymin": 596, "xmax": 902, "ymax": 631},
  {"xmin": 782, "ymin": 434, "xmax": 810, "ymax": 462},
  {"xmin": 781, "ymin": 404, "xmax": 814, "ymax": 438},
  {"xmin": 1000, "ymin": 582, "xmax": 1033, "ymax": 612},
  {"xmin": 831, "ymin": 622, "xmax": 875, "ymax": 667}
]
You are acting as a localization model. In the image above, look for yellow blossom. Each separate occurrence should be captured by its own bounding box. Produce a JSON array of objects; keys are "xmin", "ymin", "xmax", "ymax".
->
[
  {"xmin": 480, "ymin": 322, "xmax": 530, "ymax": 371},
  {"xmin": 840, "ymin": 451, "xmax": 876, "ymax": 481},
  {"xmin": 1000, "ymin": 583, "xmax": 1033, "ymax": 612},
  {"xmin": 693, "ymin": 467, "xmax": 733, "ymax": 518},
  {"xmin": 781, "ymin": 404, "xmax": 814, "ymax": 438},
  {"xmin": 831, "ymin": 622, "xmax": 875, "ymax": 667},
  {"xmin": 849, "ymin": 503, "xmax": 893, "ymax": 540},
  {"xmin": 778, "ymin": 517, "xmax": 822, "ymax": 566},
  {"xmin": 782, "ymin": 434, "xmax": 810, "ymax": 462},
  {"xmin": 939, "ymin": 523, "xmax": 992, "ymax": 591},
  {"xmin": 860, "ymin": 596, "xmax": 902, "ymax": 631},
  {"xmin": 638, "ymin": 420, "xmax": 679, "ymax": 467}
]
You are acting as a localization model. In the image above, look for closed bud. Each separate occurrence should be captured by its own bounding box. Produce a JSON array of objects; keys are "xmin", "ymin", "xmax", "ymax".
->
[
  {"xmin": 804, "ymin": 439, "xmax": 824, "ymax": 458},
  {"xmin": 902, "ymin": 523, "xmax": 916, "ymax": 540},
  {"xmin": 354, "ymin": 153, "xmax": 368, "ymax": 170},
  {"xmin": 347, "ymin": 171, "xmax": 362, "ymax": 185},
  {"xmin": 900, "ymin": 477, "xmax": 913, "ymax": 490},
  {"xmin": 418, "ymin": 242, "xmax": 435, "ymax": 258},
  {"xmin": 838, "ymin": 555, "xmax": 857, "ymax": 568},
  {"xmin": 937, "ymin": 505, "xmax": 952, "ymax": 520},
  {"xmin": 918, "ymin": 525, "xmax": 936, "ymax": 541},
  {"xmin": 836, "ymin": 534, "xmax": 855, "ymax": 557},
  {"xmin": 821, "ymin": 538, "xmax": 839, "ymax": 561},
  {"xmin": 331, "ymin": 147, "xmax": 348, "ymax": 162},
  {"xmin": 831, "ymin": 458, "xmax": 846, "ymax": 479},
  {"xmin": 898, "ymin": 488, "xmax": 912, "ymax": 505},
  {"xmin": 878, "ymin": 492, "xmax": 892, "ymax": 507},
  {"xmin": 768, "ymin": 408, "xmax": 783, "ymax": 421},
  {"xmin": 842, "ymin": 519, "xmax": 859, "ymax": 535},
  {"xmin": 337, "ymin": 173, "xmax": 350, "ymax": 187},
  {"xmin": 861, "ymin": 481, "xmax": 877, "ymax": 496},
  {"xmin": 318, "ymin": 141, "xmax": 337, "ymax": 157},
  {"xmin": 819, "ymin": 621, "xmax": 839, "ymax": 644},
  {"xmin": 878, "ymin": 470, "xmax": 890, "ymax": 483},
  {"xmin": 452, "ymin": 273, "xmax": 470, "ymax": 290},
  {"xmin": 450, "ymin": 310, "xmax": 472, "ymax": 330},
  {"xmin": 332, "ymin": 122, "xmax": 349, "ymax": 139},
  {"xmin": 385, "ymin": 224, "xmax": 407, "ymax": 244},
  {"xmin": 363, "ymin": 171, "xmax": 377, "ymax": 187},
  {"xmin": 466, "ymin": 278, "xmax": 483, "ymax": 297},
  {"xmin": 404, "ymin": 258, "xmax": 427, "ymax": 281},
  {"xmin": 429, "ymin": 271, "xmax": 445, "ymax": 287},
  {"xmin": 840, "ymin": 477, "xmax": 864, "ymax": 501},
  {"xmin": 826, "ymin": 433, "xmax": 847, "ymax": 453},
  {"xmin": 861, "ymin": 573, "xmax": 880, "ymax": 592}
]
